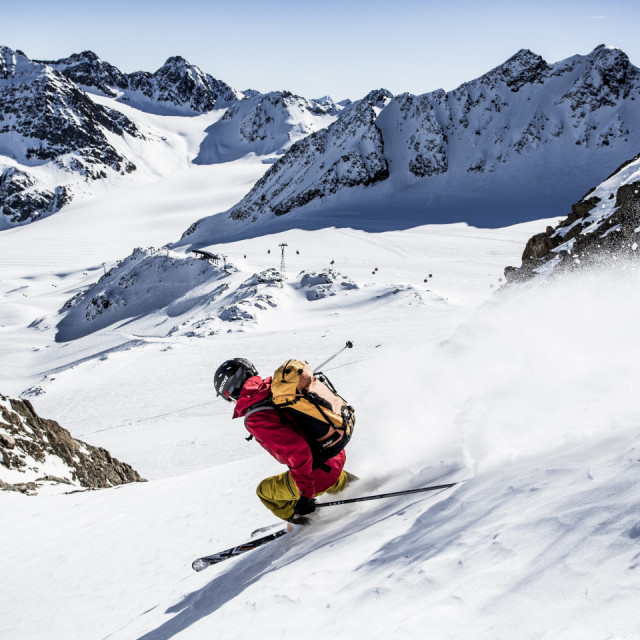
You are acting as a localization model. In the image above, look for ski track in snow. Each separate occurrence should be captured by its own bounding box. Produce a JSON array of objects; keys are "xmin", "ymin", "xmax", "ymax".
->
[{"xmin": 1, "ymin": 89, "xmax": 640, "ymax": 640}]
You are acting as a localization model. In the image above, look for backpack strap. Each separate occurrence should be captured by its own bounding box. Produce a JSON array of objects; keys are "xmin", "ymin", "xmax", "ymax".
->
[
  {"xmin": 243, "ymin": 398, "xmax": 276, "ymax": 441},
  {"xmin": 303, "ymin": 390, "xmax": 340, "ymax": 430},
  {"xmin": 243, "ymin": 393, "xmax": 335, "ymax": 473},
  {"xmin": 269, "ymin": 401, "xmax": 333, "ymax": 473}
]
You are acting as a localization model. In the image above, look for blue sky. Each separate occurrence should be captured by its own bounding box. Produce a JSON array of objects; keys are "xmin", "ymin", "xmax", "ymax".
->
[{"xmin": 2, "ymin": 0, "xmax": 639, "ymax": 101}]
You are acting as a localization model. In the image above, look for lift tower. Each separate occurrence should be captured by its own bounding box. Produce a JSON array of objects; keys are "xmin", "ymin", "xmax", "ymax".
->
[{"xmin": 279, "ymin": 243, "xmax": 288, "ymax": 275}]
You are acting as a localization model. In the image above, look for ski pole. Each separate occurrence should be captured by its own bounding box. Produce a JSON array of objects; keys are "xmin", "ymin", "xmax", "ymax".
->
[
  {"xmin": 316, "ymin": 481, "xmax": 461, "ymax": 508},
  {"xmin": 314, "ymin": 341, "xmax": 353, "ymax": 374}
]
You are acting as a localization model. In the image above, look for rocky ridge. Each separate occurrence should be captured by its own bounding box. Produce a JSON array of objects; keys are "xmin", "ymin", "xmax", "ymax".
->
[
  {"xmin": 0, "ymin": 167, "xmax": 72, "ymax": 226},
  {"xmin": 43, "ymin": 51, "xmax": 242, "ymax": 114},
  {"xmin": 0, "ymin": 46, "xmax": 141, "ymax": 226},
  {"xmin": 194, "ymin": 90, "xmax": 341, "ymax": 163},
  {"xmin": 218, "ymin": 89, "xmax": 392, "ymax": 223},
  {"xmin": 504, "ymin": 153, "xmax": 640, "ymax": 281},
  {"xmin": 186, "ymin": 45, "xmax": 640, "ymax": 227},
  {"xmin": 0, "ymin": 393, "xmax": 143, "ymax": 494}
]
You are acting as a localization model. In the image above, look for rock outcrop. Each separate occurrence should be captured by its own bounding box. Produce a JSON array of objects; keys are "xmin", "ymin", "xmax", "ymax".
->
[
  {"xmin": 298, "ymin": 269, "xmax": 359, "ymax": 300},
  {"xmin": 505, "ymin": 153, "xmax": 640, "ymax": 281},
  {"xmin": 0, "ymin": 394, "xmax": 144, "ymax": 494}
]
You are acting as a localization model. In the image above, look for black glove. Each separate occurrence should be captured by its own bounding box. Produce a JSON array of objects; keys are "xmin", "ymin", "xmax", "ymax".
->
[{"xmin": 294, "ymin": 495, "xmax": 316, "ymax": 516}]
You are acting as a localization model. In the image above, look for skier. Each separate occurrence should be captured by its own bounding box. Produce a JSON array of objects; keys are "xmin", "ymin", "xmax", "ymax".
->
[{"xmin": 214, "ymin": 358, "xmax": 354, "ymax": 524}]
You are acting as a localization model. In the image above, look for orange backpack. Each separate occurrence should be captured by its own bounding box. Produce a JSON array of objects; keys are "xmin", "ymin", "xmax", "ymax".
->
[{"xmin": 270, "ymin": 359, "xmax": 355, "ymax": 465}]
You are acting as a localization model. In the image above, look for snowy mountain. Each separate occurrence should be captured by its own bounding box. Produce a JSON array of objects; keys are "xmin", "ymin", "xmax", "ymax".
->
[
  {"xmin": 505, "ymin": 151, "xmax": 640, "ymax": 281},
  {"xmin": 3, "ymin": 145, "xmax": 640, "ymax": 638},
  {"xmin": 39, "ymin": 50, "xmax": 129, "ymax": 98},
  {"xmin": 54, "ymin": 246, "xmax": 374, "ymax": 341},
  {"xmin": 8, "ymin": 44, "xmax": 640, "ymax": 235},
  {"xmin": 0, "ymin": 393, "xmax": 143, "ymax": 494},
  {"xmin": 194, "ymin": 90, "xmax": 341, "ymax": 164},
  {"xmin": 221, "ymin": 89, "xmax": 392, "ymax": 219},
  {"xmin": 46, "ymin": 53, "xmax": 343, "ymax": 164},
  {"xmin": 1, "ymin": 47, "xmax": 344, "ymax": 228},
  {"xmin": 44, "ymin": 50, "xmax": 243, "ymax": 115},
  {"xmin": 0, "ymin": 46, "xmax": 141, "ymax": 227},
  {"xmin": 56, "ymin": 247, "xmax": 238, "ymax": 341},
  {"xmin": 182, "ymin": 45, "xmax": 640, "ymax": 243}
]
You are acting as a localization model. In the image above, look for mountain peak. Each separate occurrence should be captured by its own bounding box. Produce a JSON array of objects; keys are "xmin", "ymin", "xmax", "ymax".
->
[
  {"xmin": 162, "ymin": 55, "xmax": 190, "ymax": 68},
  {"xmin": 75, "ymin": 50, "xmax": 101, "ymax": 62},
  {"xmin": 586, "ymin": 43, "xmax": 631, "ymax": 68},
  {"xmin": 508, "ymin": 48, "xmax": 545, "ymax": 65},
  {"xmin": 40, "ymin": 49, "xmax": 129, "ymax": 96},
  {"xmin": 482, "ymin": 48, "xmax": 550, "ymax": 90},
  {"xmin": 363, "ymin": 88, "xmax": 394, "ymax": 108},
  {"xmin": 559, "ymin": 44, "xmax": 640, "ymax": 108},
  {"xmin": 590, "ymin": 43, "xmax": 625, "ymax": 55}
]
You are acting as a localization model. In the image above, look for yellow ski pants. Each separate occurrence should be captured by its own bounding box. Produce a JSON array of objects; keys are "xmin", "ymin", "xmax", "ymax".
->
[{"xmin": 256, "ymin": 469, "xmax": 351, "ymax": 521}]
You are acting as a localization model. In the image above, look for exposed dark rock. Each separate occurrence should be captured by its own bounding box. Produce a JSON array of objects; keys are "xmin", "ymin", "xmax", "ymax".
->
[
  {"xmin": 481, "ymin": 49, "xmax": 551, "ymax": 92},
  {"xmin": 521, "ymin": 228, "xmax": 560, "ymax": 261},
  {"xmin": 1, "ymin": 168, "xmax": 72, "ymax": 224},
  {"xmin": 0, "ymin": 46, "xmax": 142, "ymax": 226},
  {"xmin": 0, "ymin": 431, "xmax": 15, "ymax": 448},
  {"xmin": 223, "ymin": 91, "xmax": 392, "ymax": 222},
  {"xmin": 571, "ymin": 196, "xmax": 601, "ymax": 219},
  {"xmin": 0, "ymin": 393, "xmax": 144, "ymax": 493},
  {"xmin": 0, "ymin": 478, "xmax": 38, "ymax": 494},
  {"xmin": 45, "ymin": 51, "xmax": 242, "ymax": 113},
  {"xmin": 38, "ymin": 50, "xmax": 129, "ymax": 97},
  {"xmin": 505, "ymin": 159, "xmax": 640, "ymax": 282}
]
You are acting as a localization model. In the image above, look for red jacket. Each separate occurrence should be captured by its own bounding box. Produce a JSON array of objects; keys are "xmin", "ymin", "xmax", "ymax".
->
[{"xmin": 233, "ymin": 375, "xmax": 345, "ymax": 498}]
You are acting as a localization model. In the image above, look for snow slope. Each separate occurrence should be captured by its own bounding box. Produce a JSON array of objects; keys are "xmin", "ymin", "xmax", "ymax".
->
[
  {"xmin": 1, "ymin": 254, "xmax": 640, "ymax": 639},
  {"xmin": 193, "ymin": 91, "xmax": 339, "ymax": 164},
  {"xmin": 3, "ymin": 167, "xmax": 640, "ymax": 639}
]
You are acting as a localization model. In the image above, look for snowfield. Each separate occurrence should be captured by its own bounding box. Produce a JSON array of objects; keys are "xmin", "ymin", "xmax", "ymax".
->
[{"xmin": 2, "ymin": 70, "xmax": 640, "ymax": 640}]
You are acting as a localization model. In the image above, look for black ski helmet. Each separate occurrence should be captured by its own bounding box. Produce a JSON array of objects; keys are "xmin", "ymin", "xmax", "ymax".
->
[{"xmin": 214, "ymin": 358, "xmax": 258, "ymax": 402}]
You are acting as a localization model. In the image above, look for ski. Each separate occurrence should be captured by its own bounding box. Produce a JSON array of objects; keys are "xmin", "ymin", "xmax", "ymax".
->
[
  {"xmin": 192, "ymin": 528, "xmax": 288, "ymax": 571},
  {"xmin": 251, "ymin": 522, "xmax": 284, "ymax": 537},
  {"xmin": 192, "ymin": 480, "xmax": 462, "ymax": 571}
]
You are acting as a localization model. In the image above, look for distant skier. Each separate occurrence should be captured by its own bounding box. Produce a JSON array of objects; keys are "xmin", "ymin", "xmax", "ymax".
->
[{"xmin": 214, "ymin": 358, "xmax": 356, "ymax": 524}]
